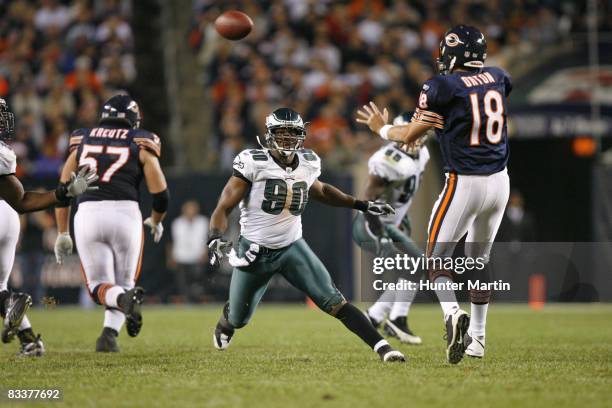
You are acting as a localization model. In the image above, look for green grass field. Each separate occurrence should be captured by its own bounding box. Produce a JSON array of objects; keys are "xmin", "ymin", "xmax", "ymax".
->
[{"xmin": 1, "ymin": 304, "xmax": 611, "ymax": 408}]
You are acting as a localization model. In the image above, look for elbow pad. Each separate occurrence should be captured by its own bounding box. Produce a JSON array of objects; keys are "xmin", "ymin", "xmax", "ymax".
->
[{"xmin": 152, "ymin": 189, "xmax": 169, "ymax": 213}]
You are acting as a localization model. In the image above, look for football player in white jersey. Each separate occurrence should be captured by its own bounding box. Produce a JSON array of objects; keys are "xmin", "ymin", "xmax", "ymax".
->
[
  {"xmin": 0, "ymin": 98, "xmax": 97, "ymax": 356},
  {"xmin": 353, "ymin": 113, "xmax": 430, "ymax": 345},
  {"xmin": 208, "ymin": 108, "xmax": 405, "ymax": 362}
]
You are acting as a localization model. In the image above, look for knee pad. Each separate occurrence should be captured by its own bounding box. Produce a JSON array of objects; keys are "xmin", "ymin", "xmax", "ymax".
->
[
  {"xmin": 470, "ymin": 289, "xmax": 491, "ymax": 304},
  {"xmin": 429, "ymin": 268, "xmax": 453, "ymax": 282}
]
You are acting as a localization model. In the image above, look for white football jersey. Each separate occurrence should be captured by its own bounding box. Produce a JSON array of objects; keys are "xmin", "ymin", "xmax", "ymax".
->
[
  {"xmin": 368, "ymin": 144, "xmax": 430, "ymax": 226},
  {"xmin": 233, "ymin": 149, "xmax": 321, "ymax": 249},
  {"xmin": 0, "ymin": 141, "xmax": 16, "ymax": 176}
]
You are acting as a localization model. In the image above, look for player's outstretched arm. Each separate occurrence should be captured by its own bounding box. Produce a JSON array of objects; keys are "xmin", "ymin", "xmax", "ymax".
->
[
  {"xmin": 356, "ymin": 101, "xmax": 431, "ymax": 146},
  {"xmin": 0, "ymin": 154, "xmax": 96, "ymax": 215},
  {"xmin": 207, "ymin": 176, "xmax": 249, "ymax": 266},
  {"xmin": 141, "ymin": 149, "xmax": 169, "ymax": 243},
  {"xmin": 309, "ymin": 180, "xmax": 395, "ymax": 216}
]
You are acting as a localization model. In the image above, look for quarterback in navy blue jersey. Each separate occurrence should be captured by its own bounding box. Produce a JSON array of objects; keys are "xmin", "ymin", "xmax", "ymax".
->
[
  {"xmin": 358, "ymin": 25, "xmax": 511, "ymax": 364},
  {"xmin": 54, "ymin": 94, "xmax": 169, "ymax": 353}
]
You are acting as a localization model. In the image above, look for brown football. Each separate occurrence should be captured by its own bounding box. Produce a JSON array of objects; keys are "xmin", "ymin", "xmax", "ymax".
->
[{"xmin": 214, "ymin": 10, "xmax": 253, "ymax": 41}]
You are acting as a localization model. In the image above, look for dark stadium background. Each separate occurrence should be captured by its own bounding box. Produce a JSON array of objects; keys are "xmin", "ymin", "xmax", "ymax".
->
[{"xmin": 3, "ymin": 0, "xmax": 611, "ymax": 305}]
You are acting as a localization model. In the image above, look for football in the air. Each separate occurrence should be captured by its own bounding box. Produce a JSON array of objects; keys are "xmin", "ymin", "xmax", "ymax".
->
[{"xmin": 214, "ymin": 10, "xmax": 253, "ymax": 41}]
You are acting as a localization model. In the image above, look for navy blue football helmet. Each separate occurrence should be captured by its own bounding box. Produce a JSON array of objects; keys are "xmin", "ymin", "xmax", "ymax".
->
[
  {"xmin": 99, "ymin": 94, "xmax": 141, "ymax": 128},
  {"xmin": 437, "ymin": 25, "xmax": 487, "ymax": 75},
  {"xmin": 0, "ymin": 98, "xmax": 15, "ymax": 140}
]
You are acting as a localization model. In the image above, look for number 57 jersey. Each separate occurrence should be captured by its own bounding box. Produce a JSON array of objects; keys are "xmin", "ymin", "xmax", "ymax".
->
[
  {"xmin": 232, "ymin": 149, "xmax": 321, "ymax": 249},
  {"xmin": 69, "ymin": 125, "xmax": 161, "ymax": 203}
]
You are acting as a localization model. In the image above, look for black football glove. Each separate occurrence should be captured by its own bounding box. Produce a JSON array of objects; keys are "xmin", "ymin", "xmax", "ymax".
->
[
  {"xmin": 207, "ymin": 236, "xmax": 233, "ymax": 267},
  {"xmin": 357, "ymin": 200, "xmax": 395, "ymax": 216}
]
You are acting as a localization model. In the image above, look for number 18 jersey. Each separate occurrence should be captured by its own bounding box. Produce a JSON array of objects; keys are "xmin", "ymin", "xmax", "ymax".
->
[
  {"xmin": 232, "ymin": 149, "xmax": 321, "ymax": 249},
  {"xmin": 413, "ymin": 66, "xmax": 512, "ymax": 175},
  {"xmin": 69, "ymin": 125, "xmax": 162, "ymax": 203}
]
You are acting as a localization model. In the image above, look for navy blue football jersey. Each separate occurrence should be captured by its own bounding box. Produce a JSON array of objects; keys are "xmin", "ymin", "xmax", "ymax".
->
[
  {"xmin": 69, "ymin": 125, "xmax": 161, "ymax": 203},
  {"xmin": 412, "ymin": 66, "xmax": 512, "ymax": 175}
]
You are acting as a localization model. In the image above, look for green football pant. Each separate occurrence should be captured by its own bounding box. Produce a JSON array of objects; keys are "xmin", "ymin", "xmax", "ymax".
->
[{"xmin": 227, "ymin": 237, "xmax": 345, "ymax": 328}]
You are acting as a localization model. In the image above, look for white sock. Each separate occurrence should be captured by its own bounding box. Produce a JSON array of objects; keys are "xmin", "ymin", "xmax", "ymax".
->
[
  {"xmin": 104, "ymin": 309, "xmax": 126, "ymax": 333},
  {"xmin": 469, "ymin": 303, "xmax": 488, "ymax": 337},
  {"xmin": 434, "ymin": 276, "xmax": 460, "ymax": 317},
  {"xmin": 19, "ymin": 315, "xmax": 31, "ymax": 331},
  {"xmin": 389, "ymin": 279, "xmax": 417, "ymax": 320},
  {"xmin": 373, "ymin": 339, "xmax": 389, "ymax": 352},
  {"xmin": 105, "ymin": 286, "xmax": 125, "ymax": 308},
  {"xmin": 368, "ymin": 301, "xmax": 392, "ymax": 324}
]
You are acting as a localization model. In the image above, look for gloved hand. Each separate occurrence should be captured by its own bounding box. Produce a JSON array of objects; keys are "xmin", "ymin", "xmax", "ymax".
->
[
  {"xmin": 208, "ymin": 237, "xmax": 233, "ymax": 266},
  {"xmin": 55, "ymin": 166, "xmax": 99, "ymax": 202},
  {"xmin": 54, "ymin": 232, "xmax": 73, "ymax": 264},
  {"xmin": 364, "ymin": 200, "xmax": 395, "ymax": 216},
  {"xmin": 144, "ymin": 217, "xmax": 164, "ymax": 243}
]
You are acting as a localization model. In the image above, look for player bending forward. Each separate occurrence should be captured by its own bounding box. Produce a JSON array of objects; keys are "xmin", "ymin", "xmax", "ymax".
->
[
  {"xmin": 354, "ymin": 112, "xmax": 430, "ymax": 345},
  {"xmin": 208, "ymin": 108, "xmax": 405, "ymax": 362},
  {"xmin": 0, "ymin": 98, "xmax": 97, "ymax": 356},
  {"xmin": 54, "ymin": 94, "xmax": 169, "ymax": 352},
  {"xmin": 357, "ymin": 25, "xmax": 511, "ymax": 364}
]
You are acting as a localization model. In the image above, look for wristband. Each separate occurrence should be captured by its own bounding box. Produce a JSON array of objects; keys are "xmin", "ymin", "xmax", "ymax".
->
[
  {"xmin": 353, "ymin": 200, "xmax": 369, "ymax": 212},
  {"xmin": 207, "ymin": 229, "xmax": 223, "ymax": 245},
  {"xmin": 379, "ymin": 124, "xmax": 393, "ymax": 140}
]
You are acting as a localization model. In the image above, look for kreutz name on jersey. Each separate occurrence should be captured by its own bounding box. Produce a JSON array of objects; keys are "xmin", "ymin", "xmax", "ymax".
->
[
  {"xmin": 88, "ymin": 127, "xmax": 130, "ymax": 139},
  {"xmin": 232, "ymin": 149, "xmax": 321, "ymax": 249}
]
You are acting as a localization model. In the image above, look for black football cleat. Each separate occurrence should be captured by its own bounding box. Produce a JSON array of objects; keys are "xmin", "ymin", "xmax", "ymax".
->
[
  {"xmin": 213, "ymin": 302, "xmax": 234, "ymax": 351},
  {"xmin": 444, "ymin": 309, "xmax": 470, "ymax": 364},
  {"xmin": 96, "ymin": 328, "xmax": 119, "ymax": 353},
  {"xmin": 120, "ymin": 287, "xmax": 145, "ymax": 337},
  {"xmin": 18, "ymin": 333, "xmax": 45, "ymax": 357},
  {"xmin": 2, "ymin": 292, "xmax": 32, "ymax": 344},
  {"xmin": 383, "ymin": 316, "xmax": 422, "ymax": 345},
  {"xmin": 376, "ymin": 344, "xmax": 406, "ymax": 362}
]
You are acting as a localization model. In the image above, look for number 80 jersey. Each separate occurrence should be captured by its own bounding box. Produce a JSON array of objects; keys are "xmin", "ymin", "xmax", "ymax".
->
[
  {"xmin": 232, "ymin": 149, "xmax": 321, "ymax": 249},
  {"xmin": 69, "ymin": 125, "xmax": 162, "ymax": 203}
]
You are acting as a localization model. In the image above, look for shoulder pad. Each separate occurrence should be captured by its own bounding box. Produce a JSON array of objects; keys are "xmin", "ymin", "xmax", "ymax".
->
[
  {"xmin": 133, "ymin": 129, "xmax": 162, "ymax": 157},
  {"xmin": 0, "ymin": 142, "xmax": 16, "ymax": 176},
  {"xmin": 69, "ymin": 128, "xmax": 88, "ymax": 152}
]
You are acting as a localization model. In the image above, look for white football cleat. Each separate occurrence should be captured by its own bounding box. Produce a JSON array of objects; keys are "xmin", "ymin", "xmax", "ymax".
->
[
  {"xmin": 383, "ymin": 317, "xmax": 422, "ymax": 345},
  {"xmin": 19, "ymin": 334, "xmax": 45, "ymax": 357},
  {"xmin": 444, "ymin": 308, "xmax": 470, "ymax": 364},
  {"xmin": 213, "ymin": 331, "xmax": 232, "ymax": 351},
  {"xmin": 465, "ymin": 331, "xmax": 485, "ymax": 358}
]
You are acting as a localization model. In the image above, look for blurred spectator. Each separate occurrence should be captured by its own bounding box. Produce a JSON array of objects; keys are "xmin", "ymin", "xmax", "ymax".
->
[
  {"xmin": 498, "ymin": 189, "xmax": 537, "ymax": 243},
  {"xmin": 169, "ymin": 200, "xmax": 209, "ymax": 303},
  {"xmin": 0, "ymin": 0, "xmax": 136, "ymax": 179},
  {"xmin": 192, "ymin": 0, "xmax": 580, "ymax": 169}
]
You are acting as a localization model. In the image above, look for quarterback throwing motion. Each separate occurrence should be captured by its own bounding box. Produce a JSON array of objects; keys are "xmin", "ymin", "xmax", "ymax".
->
[
  {"xmin": 358, "ymin": 25, "xmax": 511, "ymax": 364},
  {"xmin": 208, "ymin": 108, "xmax": 405, "ymax": 362}
]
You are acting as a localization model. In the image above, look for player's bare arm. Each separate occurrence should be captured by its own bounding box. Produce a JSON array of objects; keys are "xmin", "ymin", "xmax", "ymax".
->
[
  {"xmin": 55, "ymin": 150, "xmax": 79, "ymax": 234},
  {"xmin": 309, "ymin": 179, "xmax": 395, "ymax": 216},
  {"xmin": 207, "ymin": 175, "xmax": 250, "ymax": 266},
  {"xmin": 0, "ymin": 165, "xmax": 96, "ymax": 215},
  {"xmin": 141, "ymin": 149, "xmax": 169, "ymax": 243},
  {"xmin": 356, "ymin": 101, "xmax": 432, "ymax": 145}
]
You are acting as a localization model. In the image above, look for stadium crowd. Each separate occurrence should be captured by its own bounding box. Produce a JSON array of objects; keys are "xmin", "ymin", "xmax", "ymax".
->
[
  {"xmin": 190, "ymin": 0, "xmax": 578, "ymax": 169},
  {"xmin": 0, "ymin": 0, "xmax": 134, "ymax": 179}
]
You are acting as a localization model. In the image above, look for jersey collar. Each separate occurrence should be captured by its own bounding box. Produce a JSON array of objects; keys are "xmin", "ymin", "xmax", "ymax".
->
[{"xmin": 269, "ymin": 150, "xmax": 299, "ymax": 171}]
